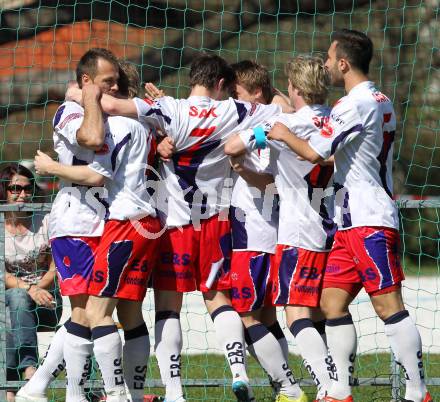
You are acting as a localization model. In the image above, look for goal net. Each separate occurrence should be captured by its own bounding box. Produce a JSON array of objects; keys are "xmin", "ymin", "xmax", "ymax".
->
[{"xmin": 0, "ymin": 1, "xmax": 438, "ymax": 400}]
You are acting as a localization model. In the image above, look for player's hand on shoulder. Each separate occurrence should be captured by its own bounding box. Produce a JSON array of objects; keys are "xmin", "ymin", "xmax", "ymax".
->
[
  {"xmin": 157, "ymin": 135, "xmax": 175, "ymax": 162},
  {"xmin": 268, "ymin": 122, "xmax": 291, "ymax": 141},
  {"xmin": 34, "ymin": 150, "xmax": 56, "ymax": 175},
  {"xmin": 144, "ymin": 82, "xmax": 165, "ymax": 101},
  {"xmin": 65, "ymin": 85, "xmax": 83, "ymax": 105},
  {"xmin": 272, "ymin": 88, "xmax": 294, "ymax": 113}
]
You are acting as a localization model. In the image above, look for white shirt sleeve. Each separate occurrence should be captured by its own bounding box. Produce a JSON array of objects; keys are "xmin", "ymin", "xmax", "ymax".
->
[
  {"xmin": 235, "ymin": 102, "xmax": 281, "ymax": 130},
  {"xmin": 53, "ymin": 102, "xmax": 84, "ymax": 146},
  {"xmin": 309, "ymin": 99, "xmax": 363, "ymax": 159},
  {"xmin": 133, "ymin": 96, "xmax": 177, "ymax": 135}
]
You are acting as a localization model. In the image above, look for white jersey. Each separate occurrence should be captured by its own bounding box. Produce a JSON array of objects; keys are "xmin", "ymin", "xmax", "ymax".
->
[
  {"xmin": 49, "ymin": 101, "xmax": 104, "ymax": 239},
  {"xmin": 134, "ymin": 96, "xmax": 281, "ymax": 228},
  {"xmin": 309, "ymin": 81, "xmax": 399, "ymax": 230},
  {"xmin": 239, "ymin": 105, "xmax": 336, "ymax": 252},
  {"xmin": 88, "ymin": 116, "xmax": 157, "ymax": 220},
  {"xmin": 230, "ymin": 148, "xmax": 278, "ymax": 254}
]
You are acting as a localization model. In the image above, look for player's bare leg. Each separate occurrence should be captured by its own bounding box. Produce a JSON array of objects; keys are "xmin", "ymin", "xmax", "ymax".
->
[
  {"xmin": 240, "ymin": 309, "xmax": 304, "ymax": 401},
  {"xmin": 319, "ymin": 288, "xmax": 357, "ymax": 401},
  {"xmin": 203, "ymin": 289, "xmax": 254, "ymax": 401},
  {"xmin": 154, "ymin": 289, "xmax": 185, "ymax": 402},
  {"xmin": 370, "ymin": 289, "xmax": 428, "ymax": 402},
  {"xmin": 86, "ymin": 295, "xmax": 126, "ymax": 402},
  {"xmin": 117, "ymin": 300, "xmax": 150, "ymax": 402},
  {"xmin": 286, "ymin": 306, "xmax": 332, "ymax": 401}
]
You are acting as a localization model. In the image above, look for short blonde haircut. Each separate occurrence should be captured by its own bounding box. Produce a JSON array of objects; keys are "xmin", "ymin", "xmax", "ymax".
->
[{"xmin": 284, "ymin": 55, "xmax": 329, "ymax": 105}]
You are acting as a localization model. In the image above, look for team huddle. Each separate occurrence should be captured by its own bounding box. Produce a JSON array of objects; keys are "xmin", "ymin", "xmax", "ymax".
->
[{"xmin": 15, "ymin": 29, "xmax": 431, "ymax": 402}]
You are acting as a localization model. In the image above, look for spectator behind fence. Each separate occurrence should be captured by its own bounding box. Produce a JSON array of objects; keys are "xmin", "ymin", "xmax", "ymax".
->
[{"xmin": 0, "ymin": 164, "xmax": 62, "ymax": 402}]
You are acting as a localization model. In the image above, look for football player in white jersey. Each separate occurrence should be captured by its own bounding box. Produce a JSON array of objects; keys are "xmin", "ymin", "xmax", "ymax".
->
[
  {"xmin": 227, "ymin": 60, "xmax": 307, "ymax": 402},
  {"xmin": 226, "ymin": 56, "xmax": 337, "ymax": 402},
  {"xmin": 268, "ymin": 30, "xmax": 431, "ymax": 402},
  {"xmin": 30, "ymin": 61, "xmax": 161, "ymax": 402},
  {"xmin": 67, "ymin": 53, "xmax": 284, "ymax": 402},
  {"xmin": 16, "ymin": 48, "xmax": 120, "ymax": 402}
]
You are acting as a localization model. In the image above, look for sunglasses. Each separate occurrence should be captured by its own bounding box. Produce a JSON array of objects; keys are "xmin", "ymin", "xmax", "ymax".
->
[{"xmin": 7, "ymin": 184, "xmax": 33, "ymax": 194}]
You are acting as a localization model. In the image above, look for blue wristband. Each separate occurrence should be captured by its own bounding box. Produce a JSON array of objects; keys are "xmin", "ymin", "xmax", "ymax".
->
[{"xmin": 253, "ymin": 126, "xmax": 267, "ymax": 149}]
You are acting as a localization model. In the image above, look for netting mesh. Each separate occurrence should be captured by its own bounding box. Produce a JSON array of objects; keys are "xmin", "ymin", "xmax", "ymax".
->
[{"xmin": 0, "ymin": 0, "xmax": 439, "ymax": 400}]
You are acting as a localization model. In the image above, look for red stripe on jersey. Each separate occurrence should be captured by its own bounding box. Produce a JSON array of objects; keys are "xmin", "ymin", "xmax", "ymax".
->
[
  {"xmin": 178, "ymin": 140, "xmax": 203, "ymax": 167},
  {"xmin": 190, "ymin": 127, "xmax": 216, "ymax": 137},
  {"xmin": 148, "ymin": 136, "xmax": 157, "ymax": 164},
  {"xmin": 143, "ymin": 98, "xmax": 155, "ymax": 105},
  {"xmin": 308, "ymin": 164, "xmax": 334, "ymax": 188},
  {"xmin": 177, "ymin": 126, "xmax": 217, "ymax": 166}
]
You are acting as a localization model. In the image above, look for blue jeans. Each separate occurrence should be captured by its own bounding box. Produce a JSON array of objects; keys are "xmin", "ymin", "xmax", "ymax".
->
[{"xmin": 6, "ymin": 288, "xmax": 62, "ymax": 380}]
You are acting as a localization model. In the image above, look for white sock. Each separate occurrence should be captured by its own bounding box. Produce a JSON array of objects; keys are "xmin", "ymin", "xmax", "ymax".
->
[
  {"xmin": 268, "ymin": 321, "xmax": 289, "ymax": 362},
  {"xmin": 325, "ymin": 315, "xmax": 357, "ymax": 399},
  {"xmin": 64, "ymin": 322, "xmax": 93, "ymax": 402},
  {"xmin": 22, "ymin": 321, "xmax": 69, "ymax": 396},
  {"xmin": 92, "ymin": 325, "xmax": 126, "ymax": 399},
  {"xmin": 211, "ymin": 306, "xmax": 249, "ymax": 384},
  {"xmin": 123, "ymin": 323, "xmax": 150, "ymax": 402},
  {"xmin": 384, "ymin": 310, "xmax": 428, "ymax": 401},
  {"xmin": 155, "ymin": 311, "xmax": 184, "ymax": 401},
  {"xmin": 290, "ymin": 319, "xmax": 332, "ymax": 399},
  {"xmin": 246, "ymin": 323, "xmax": 302, "ymax": 398}
]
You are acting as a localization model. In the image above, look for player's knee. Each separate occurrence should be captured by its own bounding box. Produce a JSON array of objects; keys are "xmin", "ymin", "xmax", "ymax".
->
[
  {"xmin": 319, "ymin": 296, "xmax": 333, "ymax": 318},
  {"xmin": 285, "ymin": 305, "xmax": 311, "ymax": 327},
  {"xmin": 371, "ymin": 295, "xmax": 405, "ymax": 321},
  {"xmin": 154, "ymin": 289, "xmax": 183, "ymax": 312},
  {"xmin": 259, "ymin": 306, "xmax": 277, "ymax": 327},
  {"xmin": 239, "ymin": 312, "xmax": 261, "ymax": 328},
  {"xmin": 373, "ymin": 301, "xmax": 399, "ymax": 321},
  {"xmin": 85, "ymin": 300, "xmax": 107, "ymax": 327},
  {"xmin": 117, "ymin": 305, "xmax": 143, "ymax": 330},
  {"xmin": 320, "ymin": 296, "xmax": 349, "ymax": 320},
  {"xmin": 370, "ymin": 287, "xmax": 405, "ymax": 321}
]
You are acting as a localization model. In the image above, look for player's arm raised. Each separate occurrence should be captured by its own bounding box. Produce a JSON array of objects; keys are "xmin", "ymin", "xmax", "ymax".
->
[
  {"xmin": 34, "ymin": 150, "xmax": 104, "ymax": 187},
  {"xmin": 66, "ymin": 85, "xmax": 138, "ymax": 118},
  {"xmin": 75, "ymin": 84, "xmax": 106, "ymax": 151},
  {"xmin": 268, "ymin": 122, "xmax": 324, "ymax": 164}
]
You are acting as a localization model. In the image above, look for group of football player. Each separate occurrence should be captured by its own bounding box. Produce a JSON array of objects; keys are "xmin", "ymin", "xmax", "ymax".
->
[{"xmin": 15, "ymin": 28, "xmax": 432, "ymax": 402}]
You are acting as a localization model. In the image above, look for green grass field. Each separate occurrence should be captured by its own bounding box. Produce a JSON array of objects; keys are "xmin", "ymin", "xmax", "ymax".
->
[{"xmin": 43, "ymin": 353, "xmax": 440, "ymax": 401}]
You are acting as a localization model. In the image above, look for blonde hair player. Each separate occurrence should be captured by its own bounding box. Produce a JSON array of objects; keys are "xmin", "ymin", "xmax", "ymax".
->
[{"xmin": 268, "ymin": 29, "xmax": 431, "ymax": 402}]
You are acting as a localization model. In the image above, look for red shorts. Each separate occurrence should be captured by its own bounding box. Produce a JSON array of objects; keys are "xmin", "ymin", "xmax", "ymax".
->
[
  {"xmin": 272, "ymin": 245, "xmax": 328, "ymax": 307},
  {"xmin": 153, "ymin": 214, "xmax": 231, "ymax": 293},
  {"xmin": 230, "ymin": 250, "xmax": 274, "ymax": 313},
  {"xmin": 51, "ymin": 236, "xmax": 100, "ymax": 296},
  {"xmin": 323, "ymin": 227, "xmax": 405, "ymax": 297},
  {"xmin": 88, "ymin": 216, "xmax": 161, "ymax": 301}
]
